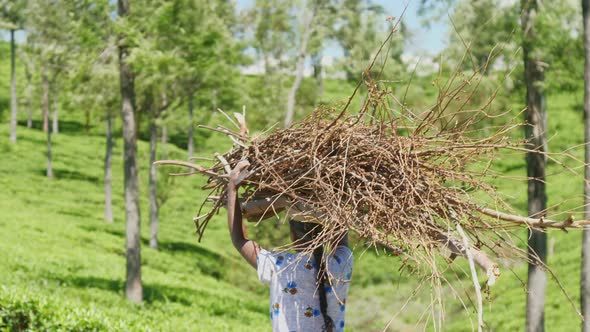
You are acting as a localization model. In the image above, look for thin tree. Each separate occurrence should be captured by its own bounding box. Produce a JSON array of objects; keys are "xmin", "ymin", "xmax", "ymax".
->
[
  {"xmin": 521, "ymin": 0, "xmax": 548, "ymax": 331},
  {"xmin": 284, "ymin": 1, "xmax": 318, "ymax": 128},
  {"xmin": 581, "ymin": 0, "xmax": 590, "ymax": 330},
  {"xmin": 47, "ymin": 52, "xmax": 67, "ymax": 134},
  {"xmin": 311, "ymin": 51, "xmax": 324, "ymax": 102},
  {"xmin": 42, "ymin": 62, "xmax": 53, "ymax": 179},
  {"xmin": 147, "ymin": 92, "xmax": 173, "ymax": 250},
  {"xmin": 161, "ymin": 124, "xmax": 168, "ymax": 159},
  {"xmin": 9, "ymin": 28, "xmax": 17, "ymax": 142},
  {"xmin": 118, "ymin": 0, "xmax": 142, "ymax": 304},
  {"xmin": 51, "ymin": 76, "xmax": 59, "ymax": 135},
  {"xmin": 149, "ymin": 110, "xmax": 158, "ymax": 249},
  {"xmin": 249, "ymin": 0, "xmax": 294, "ymax": 121},
  {"xmin": 187, "ymin": 91, "xmax": 195, "ymax": 159},
  {"xmin": 104, "ymin": 109, "xmax": 114, "ymax": 223},
  {"xmin": 22, "ymin": 47, "xmax": 34, "ymax": 129},
  {"xmin": 1, "ymin": 0, "xmax": 25, "ymax": 142}
]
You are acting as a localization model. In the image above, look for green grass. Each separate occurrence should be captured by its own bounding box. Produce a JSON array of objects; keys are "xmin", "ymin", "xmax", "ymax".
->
[{"xmin": 0, "ymin": 126, "xmax": 271, "ymax": 331}]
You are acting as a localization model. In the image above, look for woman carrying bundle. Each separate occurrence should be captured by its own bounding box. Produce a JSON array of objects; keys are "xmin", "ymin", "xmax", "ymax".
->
[{"xmin": 226, "ymin": 160, "xmax": 353, "ymax": 332}]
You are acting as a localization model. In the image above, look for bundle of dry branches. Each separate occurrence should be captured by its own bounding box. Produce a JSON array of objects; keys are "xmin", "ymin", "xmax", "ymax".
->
[
  {"xmin": 157, "ymin": 26, "xmax": 588, "ymax": 330},
  {"xmin": 158, "ymin": 74, "xmax": 588, "ymax": 274}
]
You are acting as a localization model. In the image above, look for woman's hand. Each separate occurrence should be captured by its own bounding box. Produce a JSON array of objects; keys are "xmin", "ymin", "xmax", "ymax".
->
[{"xmin": 228, "ymin": 160, "xmax": 251, "ymax": 188}]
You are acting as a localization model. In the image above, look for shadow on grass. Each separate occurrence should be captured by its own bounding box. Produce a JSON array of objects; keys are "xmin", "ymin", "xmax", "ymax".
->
[
  {"xmin": 95, "ymin": 227, "xmax": 220, "ymax": 257},
  {"xmin": 60, "ymin": 209, "xmax": 94, "ymax": 218},
  {"xmin": 44, "ymin": 274, "xmax": 199, "ymax": 306},
  {"xmin": 500, "ymin": 163, "xmax": 526, "ymax": 173},
  {"xmin": 18, "ymin": 120, "xmax": 92, "ymax": 135},
  {"xmin": 77, "ymin": 226, "xmax": 226, "ymax": 279},
  {"xmin": 36, "ymin": 168, "xmax": 99, "ymax": 183},
  {"xmin": 159, "ymin": 240, "xmax": 222, "ymax": 259}
]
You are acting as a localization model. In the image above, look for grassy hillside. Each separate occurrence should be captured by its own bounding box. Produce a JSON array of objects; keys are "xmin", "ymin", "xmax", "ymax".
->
[
  {"xmin": 0, "ymin": 126, "xmax": 271, "ymax": 331},
  {"xmin": 0, "ymin": 123, "xmax": 432, "ymax": 331},
  {"xmin": 1, "ymin": 38, "xmax": 589, "ymax": 330}
]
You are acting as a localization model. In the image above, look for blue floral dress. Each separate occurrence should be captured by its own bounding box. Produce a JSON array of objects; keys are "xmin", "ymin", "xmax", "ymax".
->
[{"xmin": 257, "ymin": 246, "xmax": 353, "ymax": 332}]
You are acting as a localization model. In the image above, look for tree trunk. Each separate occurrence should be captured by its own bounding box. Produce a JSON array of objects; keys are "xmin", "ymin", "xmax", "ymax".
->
[
  {"xmin": 581, "ymin": 0, "xmax": 590, "ymax": 331},
  {"xmin": 52, "ymin": 80, "xmax": 59, "ymax": 135},
  {"xmin": 42, "ymin": 65, "xmax": 52, "ymax": 179},
  {"xmin": 187, "ymin": 93, "xmax": 194, "ymax": 159},
  {"xmin": 312, "ymin": 51, "xmax": 324, "ymax": 103},
  {"xmin": 46, "ymin": 120, "xmax": 53, "ymax": 179},
  {"xmin": 522, "ymin": 1, "xmax": 548, "ymax": 331},
  {"xmin": 26, "ymin": 71, "xmax": 33, "ymax": 129},
  {"xmin": 135, "ymin": 104, "xmax": 141, "ymax": 141},
  {"xmin": 104, "ymin": 112, "xmax": 114, "ymax": 223},
  {"xmin": 10, "ymin": 29, "xmax": 17, "ymax": 143},
  {"xmin": 149, "ymin": 120, "xmax": 159, "ymax": 250},
  {"xmin": 118, "ymin": 0, "xmax": 142, "ymax": 304},
  {"xmin": 284, "ymin": 6, "xmax": 317, "ymax": 128},
  {"xmin": 161, "ymin": 125, "xmax": 168, "ymax": 159},
  {"xmin": 85, "ymin": 109, "xmax": 91, "ymax": 135},
  {"xmin": 42, "ymin": 63, "xmax": 49, "ymax": 133},
  {"xmin": 262, "ymin": 48, "xmax": 271, "ymax": 86}
]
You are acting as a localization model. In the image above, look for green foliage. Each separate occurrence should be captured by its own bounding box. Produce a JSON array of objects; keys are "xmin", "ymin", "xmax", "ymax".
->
[
  {"xmin": 447, "ymin": 0, "xmax": 519, "ymax": 73},
  {"xmin": 333, "ymin": 0, "xmax": 406, "ymax": 82},
  {"xmin": 0, "ymin": 287, "xmax": 110, "ymax": 331},
  {"xmin": 447, "ymin": 0, "xmax": 584, "ymax": 95},
  {"xmin": 0, "ymin": 0, "xmax": 26, "ymax": 29},
  {"xmin": 0, "ymin": 42, "xmax": 12, "ymax": 122}
]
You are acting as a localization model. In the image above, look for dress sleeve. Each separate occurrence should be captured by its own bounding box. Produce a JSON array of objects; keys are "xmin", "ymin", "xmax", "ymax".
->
[{"xmin": 257, "ymin": 249, "xmax": 276, "ymax": 285}]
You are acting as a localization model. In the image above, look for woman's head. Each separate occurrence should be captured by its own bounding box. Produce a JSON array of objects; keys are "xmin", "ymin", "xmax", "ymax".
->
[{"xmin": 289, "ymin": 219, "xmax": 321, "ymax": 248}]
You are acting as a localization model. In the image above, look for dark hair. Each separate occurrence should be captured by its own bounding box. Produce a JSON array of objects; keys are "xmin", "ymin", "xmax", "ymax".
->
[{"xmin": 289, "ymin": 220, "xmax": 334, "ymax": 332}]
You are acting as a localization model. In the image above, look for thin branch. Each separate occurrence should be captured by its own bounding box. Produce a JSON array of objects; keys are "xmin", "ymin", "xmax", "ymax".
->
[{"xmin": 456, "ymin": 223, "xmax": 483, "ymax": 332}]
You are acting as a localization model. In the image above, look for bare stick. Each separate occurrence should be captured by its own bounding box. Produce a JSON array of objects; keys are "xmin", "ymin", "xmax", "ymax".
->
[
  {"xmin": 197, "ymin": 125, "xmax": 245, "ymax": 139},
  {"xmin": 476, "ymin": 206, "xmax": 585, "ymax": 229},
  {"xmin": 456, "ymin": 223, "xmax": 483, "ymax": 332},
  {"xmin": 434, "ymin": 231, "xmax": 500, "ymax": 285},
  {"xmin": 154, "ymin": 160, "xmax": 220, "ymax": 178},
  {"xmin": 216, "ymin": 108, "xmax": 240, "ymax": 130},
  {"xmin": 233, "ymin": 112, "xmax": 249, "ymax": 137},
  {"xmin": 215, "ymin": 153, "xmax": 232, "ymax": 174}
]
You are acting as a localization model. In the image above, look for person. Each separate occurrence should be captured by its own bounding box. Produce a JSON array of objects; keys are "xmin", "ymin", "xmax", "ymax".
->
[{"xmin": 226, "ymin": 160, "xmax": 353, "ymax": 332}]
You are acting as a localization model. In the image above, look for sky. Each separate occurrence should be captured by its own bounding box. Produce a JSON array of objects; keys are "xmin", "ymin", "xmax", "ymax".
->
[{"xmin": 235, "ymin": 0, "xmax": 450, "ymax": 57}]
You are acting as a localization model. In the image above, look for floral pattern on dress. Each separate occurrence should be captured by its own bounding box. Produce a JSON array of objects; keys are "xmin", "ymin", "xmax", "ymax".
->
[
  {"xmin": 283, "ymin": 281, "xmax": 298, "ymax": 295},
  {"xmin": 304, "ymin": 306, "xmax": 321, "ymax": 317},
  {"xmin": 257, "ymin": 246, "xmax": 353, "ymax": 331},
  {"xmin": 304, "ymin": 260, "xmax": 317, "ymax": 270}
]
